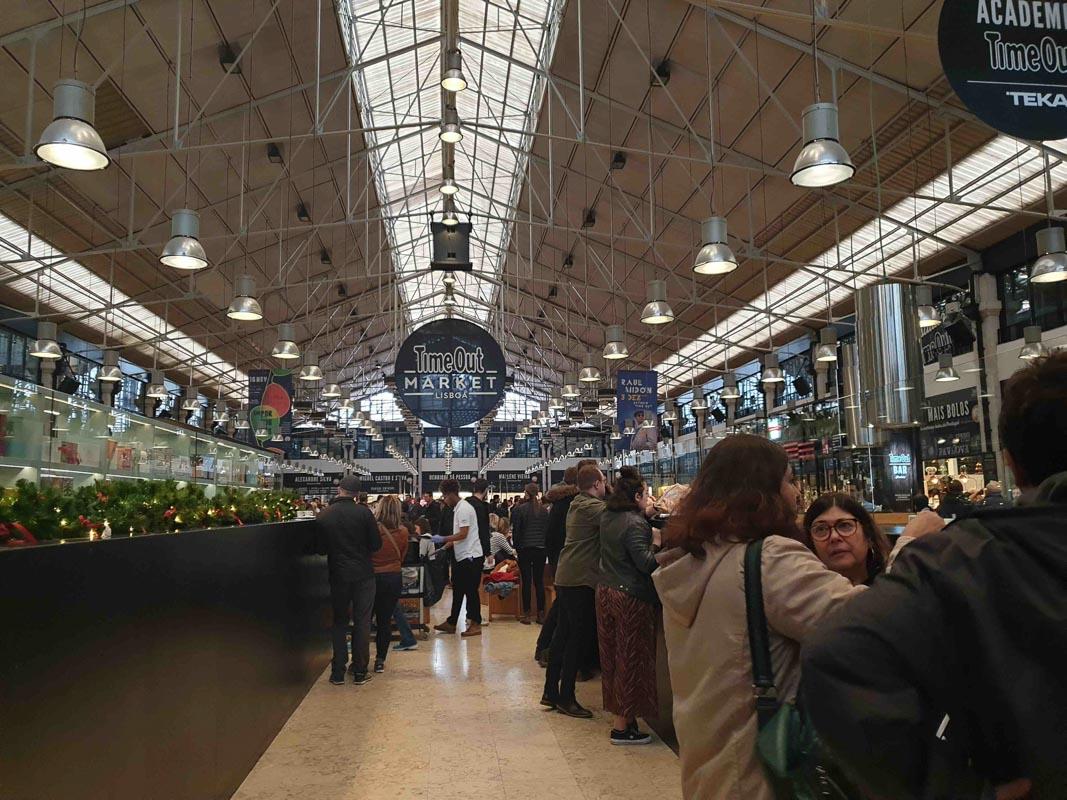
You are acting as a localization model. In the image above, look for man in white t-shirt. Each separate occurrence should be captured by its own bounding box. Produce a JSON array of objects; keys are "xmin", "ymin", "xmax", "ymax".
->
[{"xmin": 431, "ymin": 478, "xmax": 485, "ymax": 637}]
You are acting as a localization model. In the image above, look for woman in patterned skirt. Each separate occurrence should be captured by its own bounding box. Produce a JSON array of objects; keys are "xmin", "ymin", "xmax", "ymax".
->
[{"xmin": 597, "ymin": 466, "xmax": 660, "ymax": 745}]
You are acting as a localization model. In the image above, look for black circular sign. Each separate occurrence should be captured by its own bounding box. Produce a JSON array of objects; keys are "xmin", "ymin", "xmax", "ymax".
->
[
  {"xmin": 394, "ymin": 318, "xmax": 507, "ymax": 429},
  {"xmin": 939, "ymin": 0, "xmax": 1067, "ymax": 141}
]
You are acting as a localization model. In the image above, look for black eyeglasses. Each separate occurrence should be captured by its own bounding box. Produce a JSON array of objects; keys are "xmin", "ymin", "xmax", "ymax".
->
[{"xmin": 809, "ymin": 518, "xmax": 860, "ymax": 541}]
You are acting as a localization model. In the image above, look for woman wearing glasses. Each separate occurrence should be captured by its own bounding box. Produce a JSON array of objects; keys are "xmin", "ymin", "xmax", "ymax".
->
[{"xmin": 801, "ymin": 494, "xmax": 891, "ymax": 586}]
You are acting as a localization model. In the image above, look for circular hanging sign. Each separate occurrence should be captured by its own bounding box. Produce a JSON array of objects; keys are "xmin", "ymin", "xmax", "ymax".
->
[
  {"xmin": 939, "ymin": 0, "xmax": 1067, "ymax": 141},
  {"xmin": 394, "ymin": 318, "xmax": 507, "ymax": 429}
]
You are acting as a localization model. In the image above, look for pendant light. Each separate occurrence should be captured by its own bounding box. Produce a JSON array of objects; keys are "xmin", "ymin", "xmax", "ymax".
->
[
  {"xmin": 441, "ymin": 198, "xmax": 460, "ymax": 227},
  {"xmin": 561, "ymin": 373, "xmax": 581, "ymax": 399},
  {"xmin": 322, "ymin": 372, "xmax": 342, "ymax": 398},
  {"xmin": 549, "ymin": 392, "xmax": 565, "ymax": 411},
  {"xmin": 160, "ymin": 209, "xmax": 208, "ymax": 270},
  {"xmin": 790, "ymin": 103, "xmax": 855, "ymax": 188},
  {"xmin": 761, "ymin": 353, "xmax": 785, "ymax": 384},
  {"xmin": 272, "ymin": 323, "xmax": 301, "ymax": 360},
  {"xmin": 662, "ymin": 400, "xmax": 677, "ymax": 422},
  {"xmin": 440, "ymin": 164, "xmax": 459, "ymax": 196},
  {"xmin": 234, "ymin": 406, "xmax": 250, "ymax": 430},
  {"xmin": 372, "ymin": 428, "xmax": 383, "ymax": 442},
  {"xmin": 691, "ymin": 393, "xmax": 708, "ymax": 412},
  {"xmin": 227, "ymin": 274, "xmax": 262, "ymax": 321},
  {"xmin": 214, "ymin": 403, "xmax": 230, "ymax": 424},
  {"xmin": 147, "ymin": 369, "xmax": 169, "ymax": 400},
  {"xmin": 439, "ymin": 107, "xmax": 463, "ymax": 144},
  {"xmin": 441, "ymin": 49, "xmax": 467, "ymax": 93},
  {"xmin": 34, "ymin": 79, "xmax": 110, "ymax": 171},
  {"xmin": 693, "ymin": 217, "xmax": 738, "ymax": 275},
  {"xmin": 641, "ymin": 280, "xmax": 674, "ymax": 325},
  {"xmin": 299, "ymin": 350, "xmax": 323, "ymax": 382},
  {"xmin": 610, "ymin": 426, "xmax": 622, "ymax": 441},
  {"xmin": 1020, "ymin": 326, "xmax": 1049, "ymax": 361},
  {"xmin": 98, "ymin": 349, "xmax": 123, "ymax": 382},
  {"xmin": 915, "ymin": 285, "xmax": 941, "ymax": 329},
  {"xmin": 603, "ymin": 324, "xmax": 628, "ymax": 360},
  {"xmin": 579, "ymin": 350, "xmax": 601, "ymax": 383},
  {"xmin": 443, "ymin": 284, "xmax": 458, "ymax": 306},
  {"xmin": 934, "ymin": 353, "xmax": 960, "ymax": 382},
  {"xmin": 720, "ymin": 373, "xmax": 741, "ymax": 400},
  {"xmin": 338, "ymin": 397, "xmax": 356, "ymax": 411},
  {"xmin": 182, "ymin": 386, "xmax": 201, "ymax": 412},
  {"xmin": 814, "ymin": 327, "xmax": 838, "ymax": 362},
  {"xmin": 30, "ymin": 321, "xmax": 62, "ymax": 359},
  {"xmin": 623, "ymin": 421, "xmax": 635, "ymax": 435},
  {"xmin": 442, "ymin": 271, "xmax": 457, "ymax": 286},
  {"xmin": 1031, "ymin": 227, "xmax": 1067, "ymax": 284}
]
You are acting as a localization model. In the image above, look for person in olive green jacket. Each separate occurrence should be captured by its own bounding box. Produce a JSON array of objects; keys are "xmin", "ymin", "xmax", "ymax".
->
[{"xmin": 541, "ymin": 463, "xmax": 606, "ymax": 718}]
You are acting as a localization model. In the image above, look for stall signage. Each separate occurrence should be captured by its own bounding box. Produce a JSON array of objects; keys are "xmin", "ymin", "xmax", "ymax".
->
[
  {"xmin": 939, "ymin": 0, "xmax": 1067, "ymax": 139},
  {"xmin": 921, "ymin": 316, "xmax": 976, "ymax": 365},
  {"xmin": 484, "ymin": 470, "xmax": 531, "ymax": 493},
  {"xmin": 421, "ymin": 470, "xmax": 477, "ymax": 493},
  {"xmin": 395, "ymin": 319, "xmax": 507, "ymax": 429},
  {"xmin": 921, "ymin": 387, "xmax": 981, "ymax": 458},
  {"xmin": 362, "ymin": 472, "xmax": 412, "ymax": 495},
  {"xmin": 282, "ymin": 472, "xmax": 341, "ymax": 492},
  {"xmin": 616, "ymin": 370, "xmax": 659, "ymax": 452}
]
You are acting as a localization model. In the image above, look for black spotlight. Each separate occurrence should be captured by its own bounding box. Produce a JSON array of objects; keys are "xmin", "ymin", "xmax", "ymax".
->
[
  {"xmin": 711, "ymin": 407, "xmax": 726, "ymax": 423},
  {"xmin": 610, "ymin": 151, "xmax": 627, "ymax": 170},
  {"xmin": 793, "ymin": 376, "xmax": 811, "ymax": 397}
]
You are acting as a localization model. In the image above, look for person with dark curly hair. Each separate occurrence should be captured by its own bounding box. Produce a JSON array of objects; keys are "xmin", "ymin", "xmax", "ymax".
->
[{"xmin": 801, "ymin": 492, "xmax": 891, "ymax": 586}]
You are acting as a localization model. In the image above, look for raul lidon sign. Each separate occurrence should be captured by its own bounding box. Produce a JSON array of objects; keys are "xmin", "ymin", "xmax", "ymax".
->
[{"xmin": 394, "ymin": 319, "xmax": 507, "ymax": 429}]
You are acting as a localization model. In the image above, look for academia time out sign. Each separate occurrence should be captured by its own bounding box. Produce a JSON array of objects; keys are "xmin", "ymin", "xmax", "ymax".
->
[
  {"xmin": 939, "ymin": 0, "xmax": 1067, "ymax": 140},
  {"xmin": 394, "ymin": 319, "xmax": 506, "ymax": 429}
]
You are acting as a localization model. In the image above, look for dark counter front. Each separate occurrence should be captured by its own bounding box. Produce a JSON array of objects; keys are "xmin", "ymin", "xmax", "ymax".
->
[{"xmin": 0, "ymin": 521, "xmax": 331, "ymax": 800}]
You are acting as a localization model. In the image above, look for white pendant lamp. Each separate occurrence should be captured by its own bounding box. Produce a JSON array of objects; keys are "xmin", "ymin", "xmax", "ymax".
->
[
  {"xmin": 579, "ymin": 350, "xmax": 601, "ymax": 383},
  {"xmin": 440, "ymin": 164, "xmax": 459, "ymax": 196},
  {"xmin": 30, "ymin": 321, "xmax": 63, "ymax": 359},
  {"xmin": 182, "ymin": 386, "xmax": 201, "ymax": 412},
  {"xmin": 790, "ymin": 102, "xmax": 855, "ymax": 188},
  {"xmin": 441, "ymin": 198, "xmax": 460, "ymax": 227},
  {"xmin": 439, "ymin": 107, "xmax": 463, "ymax": 144},
  {"xmin": 641, "ymin": 280, "xmax": 674, "ymax": 325},
  {"xmin": 1031, "ymin": 227, "xmax": 1067, "ymax": 284},
  {"xmin": 299, "ymin": 349, "xmax": 323, "ymax": 382},
  {"xmin": 321, "ymin": 372, "xmax": 342, "ymax": 398},
  {"xmin": 372, "ymin": 429, "xmax": 383, "ymax": 442},
  {"xmin": 442, "ymin": 271, "xmax": 457, "ymax": 286},
  {"xmin": 623, "ymin": 421, "xmax": 635, "ymax": 436},
  {"xmin": 147, "ymin": 369, "xmax": 169, "ymax": 399},
  {"xmin": 98, "ymin": 349, "xmax": 123, "ymax": 382},
  {"xmin": 720, "ymin": 373, "xmax": 741, "ymax": 400},
  {"xmin": 603, "ymin": 324, "xmax": 629, "ymax": 360},
  {"xmin": 916, "ymin": 285, "xmax": 941, "ymax": 329},
  {"xmin": 562, "ymin": 373, "xmax": 581, "ymax": 398},
  {"xmin": 441, "ymin": 49, "xmax": 467, "ymax": 93},
  {"xmin": 693, "ymin": 216, "xmax": 738, "ymax": 275},
  {"xmin": 272, "ymin": 323, "xmax": 301, "ymax": 360},
  {"xmin": 814, "ymin": 327, "xmax": 838, "ymax": 362},
  {"xmin": 549, "ymin": 392, "xmax": 565, "ymax": 411},
  {"xmin": 1020, "ymin": 326, "xmax": 1049, "ymax": 361},
  {"xmin": 662, "ymin": 401, "xmax": 677, "ymax": 422},
  {"xmin": 610, "ymin": 426, "xmax": 622, "ymax": 441},
  {"xmin": 35, "ymin": 79, "xmax": 110, "ymax": 171},
  {"xmin": 214, "ymin": 403, "xmax": 230, "ymax": 423},
  {"xmin": 934, "ymin": 353, "xmax": 960, "ymax": 382},
  {"xmin": 227, "ymin": 274, "xmax": 262, "ymax": 321},
  {"xmin": 761, "ymin": 353, "xmax": 785, "ymax": 384},
  {"xmin": 691, "ymin": 393, "xmax": 708, "ymax": 411},
  {"xmin": 160, "ymin": 209, "xmax": 208, "ymax": 270},
  {"xmin": 443, "ymin": 284, "xmax": 458, "ymax": 306},
  {"xmin": 234, "ymin": 406, "xmax": 250, "ymax": 430}
]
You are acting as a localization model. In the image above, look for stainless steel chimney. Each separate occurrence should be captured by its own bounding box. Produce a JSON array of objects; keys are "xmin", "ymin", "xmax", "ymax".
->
[{"xmin": 855, "ymin": 281, "xmax": 924, "ymax": 429}]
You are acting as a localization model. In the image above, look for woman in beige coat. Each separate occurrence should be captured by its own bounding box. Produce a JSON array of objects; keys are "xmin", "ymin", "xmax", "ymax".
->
[{"xmin": 654, "ymin": 435, "xmax": 863, "ymax": 800}]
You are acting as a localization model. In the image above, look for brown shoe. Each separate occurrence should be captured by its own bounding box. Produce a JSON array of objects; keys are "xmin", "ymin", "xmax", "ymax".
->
[
  {"xmin": 518, "ymin": 614, "xmax": 531, "ymax": 625},
  {"xmin": 434, "ymin": 621, "xmax": 456, "ymax": 634},
  {"xmin": 461, "ymin": 623, "xmax": 482, "ymax": 637}
]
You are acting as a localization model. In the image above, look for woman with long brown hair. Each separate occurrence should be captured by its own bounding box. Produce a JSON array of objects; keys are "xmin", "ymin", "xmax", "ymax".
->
[
  {"xmin": 371, "ymin": 495, "xmax": 409, "ymax": 674},
  {"xmin": 654, "ymin": 435, "xmax": 862, "ymax": 800}
]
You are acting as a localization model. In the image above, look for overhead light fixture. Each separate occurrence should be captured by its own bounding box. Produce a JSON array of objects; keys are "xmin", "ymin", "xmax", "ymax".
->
[
  {"xmin": 299, "ymin": 350, "xmax": 323, "ymax": 382},
  {"xmin": 790, "ymin": 102, "xmax": 854, "ymax": 188},
  {"xmin": 562, "ymin": 373, "xmax": 581, "ymax": 398},
  {"xmin": 147, "ymin": 369, "xmax": 169, "ymax": 400},
  {"xmin": 320, "ymin": 249, "xmax": 331, "ymax": 265},
  {"xmin": 720, "ymin": 374, "xmax": 741, "ymax": 400},
  {"xmin": 321, "ymin": 372, "xmax": 342, "ymax": 398},
  {"xmin": 296, "ymin": 203, "xmax": 311, "ymax": 222},
  {"xmin": 442, "ymin": 284, "xmax": 458, "ymax": 306},
  {"xmin": 34, "ymin": 79, "xmax": 110, "ymax": 171},
  {"xmin": 693, "ymin": 216, "xmax": 738, "ymax": 275},
  {"xmin": 549, "ymin": 392, "xmax": 565, "ymax": 411},
  {"xmin": 934, "ymin": 353, "xmax": 960, "ymax": 382},
  {"xmin": 814, "ymin": 326, "xmax": 838, "ymax": 362},
  {"xmin": 160, "ymin": 209, "xmax": 208, "ymax": 270},
  {"xmin": 98, "ymin": 349, "xmax": 123, "ymax": 382},
  {"xmin": 641, "ymin": 280, "xmax": 674, "ymax": 325},
  {"xmin": 623, "ymin": 422, "xmax": 635, "ymax": 435},
  {"xmin": 442, "ymin": 271, "xmax": 457, "ymax": 286},
  {"xmin": 691, "ymin": 394, "xmax": 708, "ymax": 411},
  {"xmin": 440, "ymin": 164, "xmax": 459, "ymax": 195},
  {"xmin": 579, "ymin": 351, "xmax": 601, "ymax": 383},
  {"xmin": 372, "ymin": 429, "xmax": 383, "ymax": 442},
  {"xmin": 662, "ymin": 401, "xmax": 677, "ymax": 422},
  {"xmin": 1031, "ymin": 227, "xmax": 1067, "ymax": 284},
  {"xmin": 439, "ymin": 107, "xmax": 463, "ymax": 144},
  {"xmin": 181, "ymin": 386, "xmax": 201, "ymax": 412},
  {"xmin": 218, "ymin": 42, "xmax": 242, "ymax": 74},
  {"xmin": 916, "ymin": 285, "xmax": 941, "ymax": 329},
  {"xmin": 610, "ymin": 151, "xmax": 627, "ymax": 170},
  {"xmin": 234, "ymin": 407, "xmax": 250, "ymax": 430},
  {"xmin": 441, "ymin": 49, "xmax": 467, "ymax": 92},
  {"xmin": 271, "ymin": 323, "xmax": 300, "ymax": 360},
  {"xmin": 30, "ymin": 321, "xmax": 62, "ymax": 359},
  {"xmin": 441, "ymin": 198, "xmax": 460, "ymax": 227},
  {"xmin": 226, "ymin": 274, "xmax": 262, "ymax": 321},
  {"xmin": 267, "ymin": 142, "xmax": 283, "ymax": 164},
  {"xmin": 1020, "ymin": 326, "xmax": 1049, "ymax": 361},
  {"xmin": 603, "ymin": 324, "xmax": 629, "ymax": 360},
  {"xmin": 761, "ymin": 353, "xmax": 785, "ymax": 384}
]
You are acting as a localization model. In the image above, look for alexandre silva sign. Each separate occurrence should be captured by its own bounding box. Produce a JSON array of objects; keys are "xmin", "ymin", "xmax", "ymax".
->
[
  {"xmin": 395, "ymin": 319, "xmax": 506, "ymax": 429},
  {"xmin": 939, "ymin": 0, "xmax": 1067, "ymax": 140}
]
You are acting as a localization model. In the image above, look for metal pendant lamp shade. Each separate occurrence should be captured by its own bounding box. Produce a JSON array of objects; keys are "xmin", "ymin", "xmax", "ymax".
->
[
  {"xmin": 815, "ymin": 326, "xmax": 838, "ymax": 362},
  {"xmin": 160, "ymin": 209, "xmax": 208, "ymax": 270},
  {"xmin": 98, "ymin": 349, "xmax": 123, "ymax": 382},
  {"xmin": 579, "ymin": 350, "xmax": 601, "ymax": 383},
  {"xmin": 35, "ymin": 79, "xmax": 110, "ymax": 171},
  {"xmin": 214, "ymin": 403, "xmax": 231, "ymax": 423},
  {"xmin": 442, "ymin": 271, "xmax": 457, "ymax": 286},
  {"xmin": 181, "ymin": 386, "xmax": 201, "ymax": 412},
  {"xmin": 233, "ymin": 406, "xmax": 250, "ymax": 429},
  {"xmin": 321, "ymin": 372, "xmax": 342, "ymax": 398},
  {"xmin": 790, "ymin": 102, "xmax": 855, "ymax": 188},
  {"xmin": 761, "ymin": 353, "xmax": 785, "ymax": 383},
  {"xmin": 30, "ymin": 321, "xmax": 63, "ymax": 359},
  {"xmin": 1031, "ymin": 227, "xmax": 1067, "ymax": 284},
  {"xmin": 561, "ymin": 373, "xmax": 581, "ymax": 398},
  {"xmin": 440, "ymin": 164, "xmax": 459, "ymax": 196},
  {"xmin": 441, "ymin": 197, "xmax": 460, "ymax": 227},
  {"xmin": 610, "ymin": 426, "xmax": 622, "ymax": 440},
  {"xmin": 337, "ymin": 396, "xmax": 356, "ymax": 411},
  {"xmin": 227, "ymin": 274, "xmax": 262, "ymax": 321},
  {"xmin": 298, "ymin": 349, "xmax": 323, "ymax": 382},
  {"xmin": 146, "ymin": 369, "xmax": 169, "ymax": 399},
  {"xmin": 441, "ymin": 49, "xmax": 467, "ymax": 93},
  {"xmin": 442, "ymin": 284, "xmax": 458, "ymax": 306},
  {"xmin": 690, "ymin": 392, "xmax": 708, "ymax": 411},
  {"xmin": 439, "ymin": 107, "xmax": 463, "ymax": 143},
  {"xmin": 272, "ymin": 323, "xmax": 300, "ymax": 360},
  {"xmin": 693, "ymin": 217, "xmax": 738, "ymax": 275},
  {"xmin": 1020, "ymin": 326, "xmax": 1049, "ymax": 361},
  {"xmin": 623, "ymin": 421, "xmax": 636, "ymax": 435},
  {"xmin": 371, "ymin": 428, "xmax": 384, "ymax": 442},
  {"xmin": 934, "ymin": 353, "xmax": 960, "ymax": 382},
  {"xmin": 641, "ymin": 280, "xmax": 674, "ymax": 325},
  {"xmin": 720, "ymin": 373, "xmax": 741, "ymax": 400},
  {"xmin": 915, "ymin": 285, "xmax": 941, "ymax": 329},
  {"xmin": 662, "ymin": 401, "xmax": 677, "ymax": 422},
  {"xmin": 549, "ymin": 392, "xmax": 565, "ymax": 410},
  {"xmin": 603, "ymin": 324, "xmax": 629, "ymax": 360}
]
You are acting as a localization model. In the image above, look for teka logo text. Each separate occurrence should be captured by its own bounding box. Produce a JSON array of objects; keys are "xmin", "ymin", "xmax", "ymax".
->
[{"xmin": 1006, "ymin": 90, "xmax": 1067, "ymax": 107}]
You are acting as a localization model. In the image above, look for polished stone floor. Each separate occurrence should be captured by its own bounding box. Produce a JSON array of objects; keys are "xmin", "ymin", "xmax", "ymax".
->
[{"xmin": 232, "ymin": 593, "xmax": 682, "ymax": 800}]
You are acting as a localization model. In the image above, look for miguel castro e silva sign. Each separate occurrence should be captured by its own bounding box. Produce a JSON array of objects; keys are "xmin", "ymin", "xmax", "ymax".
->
[
  {"xmin": 394, "ymin": 318, "xmax": 507, "ymax": 429},
  {"xmin": 939, "ymin": 0, "xmax": 1067, "ymax": 140}
]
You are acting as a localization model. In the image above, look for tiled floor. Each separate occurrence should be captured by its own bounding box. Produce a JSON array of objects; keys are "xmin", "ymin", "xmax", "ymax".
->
[{"xmin": 232, "ymin": 593, "xmax": 683, "ymax": 800}]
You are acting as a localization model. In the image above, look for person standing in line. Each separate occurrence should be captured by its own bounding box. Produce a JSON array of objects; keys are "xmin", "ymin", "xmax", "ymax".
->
[
  {"xmin": 370, "ymin": 495, "xmax": 409, "ymax": 673},
  {"xmin": 432, "ymin": 479, "xmax": 484, "ymax": 637},
  {"xmin": 542, "ymin": 464, "xmax": 607, "ymax": 718},
  {"xmin": 317, "ymin": 476, "xmax": 382, "ymax": 686},
  {"xmin": 466, "ymin": 478, "xmax": 494, "ymax": 574},
  {"xmin": 511, "ymin": 483, "xmax": 549, "ymax": 624}
]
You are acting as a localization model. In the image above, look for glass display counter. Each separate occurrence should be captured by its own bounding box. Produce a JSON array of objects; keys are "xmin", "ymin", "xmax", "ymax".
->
[{"xmin": 0, "ymin": 375, "xmax": 278, "ymax": 494}]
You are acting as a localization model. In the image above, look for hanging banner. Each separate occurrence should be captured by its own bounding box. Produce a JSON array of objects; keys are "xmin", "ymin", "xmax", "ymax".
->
[
  {"xmin": 616, "ymin": 370, "xmax": 659, "ymax": 451},
  {"xmin": 920, "ymin": 387, "xmax": 981, "ymax": 459},
  {"xmin": 939, "ymin": 0, "xmax": 1067, "ymax": 140},
  {"xmin": 248, "ymin": 369, "xmax": 296, "ymax": 456},
  {"xmin": 395, "ymin": 319, "xmax": 507, "ymax": 429}
]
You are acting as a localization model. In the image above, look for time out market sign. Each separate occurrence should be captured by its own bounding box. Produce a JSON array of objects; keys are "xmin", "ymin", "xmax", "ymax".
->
[
  {"xmin": 395, "ymin": 319, "xmax": 507, "ymax": 429},
  {"xmin": 939, "ymin": 0, "xmax": 1067, "ymax": 140}
]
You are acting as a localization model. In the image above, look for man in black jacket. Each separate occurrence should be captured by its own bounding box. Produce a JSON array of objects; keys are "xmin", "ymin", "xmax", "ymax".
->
[
  {"xmin": 802, "ymin": 352, "xmax": 1067, "ymax": 800},
  {"xmin": 317, "ymin": 476, "xmax": 381, "ymax": 685},
  {"xmin": 467, "ymin": 478, "xmax": 492, "ymax": 569}
]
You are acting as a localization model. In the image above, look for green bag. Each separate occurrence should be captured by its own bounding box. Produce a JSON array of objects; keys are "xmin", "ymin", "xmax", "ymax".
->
[{"xmin": 744, "ymin": 539, "xmax": 861, "ymax": 800}]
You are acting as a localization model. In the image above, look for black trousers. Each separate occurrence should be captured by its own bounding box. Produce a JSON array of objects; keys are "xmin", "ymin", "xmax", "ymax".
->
[
  {"xmin": 330, "ymin": 575, "xmax": 375, "ymax": 677},
  {"xmin": 447, "ymin": 557, "xmax": 483, "ymax": 625},
  {"xmin": 543, "ymin": 585, "xmax": 596, "ymax": 704},
  {"xmin": 517, "ymin": 547, "xmax": 546, "ymax": 615},
  {"xmin": 373, "ymin": 572, "xmax": 403, "ymax": 662}
]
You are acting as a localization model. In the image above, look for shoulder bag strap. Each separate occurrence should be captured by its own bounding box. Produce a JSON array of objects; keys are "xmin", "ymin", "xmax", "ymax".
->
[
  {"xmin": 380, "ymin": 524, "xmax": 402, "ymax": 559},
  {"xmin": 744, "ymin": 538, "xmax": 780, "ymax": 728}
]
